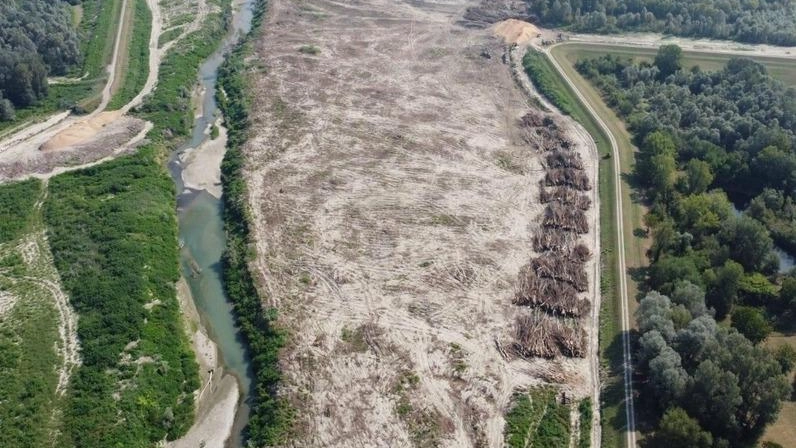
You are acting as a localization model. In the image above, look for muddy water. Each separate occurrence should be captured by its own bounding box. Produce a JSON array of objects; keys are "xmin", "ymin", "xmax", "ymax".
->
[{"xmin": 170, "ymin": 0, "xmax": 257, "ymax": 446}]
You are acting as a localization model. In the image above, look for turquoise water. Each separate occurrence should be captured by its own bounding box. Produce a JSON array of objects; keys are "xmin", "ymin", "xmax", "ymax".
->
[{"xmin": 170, "ymin": 0, "xmax": 258, "ymax": 446}]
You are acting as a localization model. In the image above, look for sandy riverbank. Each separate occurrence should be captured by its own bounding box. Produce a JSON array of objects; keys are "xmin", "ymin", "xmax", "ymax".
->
[
  {"xmin": 180, "ymin": 118, "xmax": 227, "ymax": 198},
  {"xmin": 169, "ymin": 278, "xmax": 239, "ymax": 448}
]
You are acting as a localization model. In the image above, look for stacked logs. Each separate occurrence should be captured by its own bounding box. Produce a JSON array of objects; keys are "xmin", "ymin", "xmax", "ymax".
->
[
  {"xmin": 513, "ymin": 313, "xmax": 587, "ymax": 358},
  {"xmin": 510, "ymin": 112, "xmax": 592, "ymax": 360}
]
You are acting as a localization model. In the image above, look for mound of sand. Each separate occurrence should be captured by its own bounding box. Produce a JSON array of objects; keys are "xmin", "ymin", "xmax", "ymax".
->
[
  {"xmin": 493, "ymin": 19, "xmax": 539, "ymax": 44},
  {"xmin": 40, "ymin": 111, "xmax": 123, "ymax": 152}
]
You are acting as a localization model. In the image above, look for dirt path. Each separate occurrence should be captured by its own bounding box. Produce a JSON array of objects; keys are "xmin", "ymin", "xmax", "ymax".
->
[{"xmin": 543, "ymin": 45, "xmax": 636, "ymax": 447}]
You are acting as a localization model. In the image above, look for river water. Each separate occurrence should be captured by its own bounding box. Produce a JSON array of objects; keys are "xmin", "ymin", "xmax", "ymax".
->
[{"xmin": 169, "ymin": 1, "xmax": 256, "ymax": 446}]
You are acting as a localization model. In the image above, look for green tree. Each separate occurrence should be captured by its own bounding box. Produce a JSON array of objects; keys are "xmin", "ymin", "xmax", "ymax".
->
[
  {"xmin": 773, "ymin": 344, "xmax": 796, "ymax": 374},
  {"xmin": 654, "ymin": 44, "xmax": 683, "ymax": 79},
  {"xmin": 731, "ymin": 306, "xmax": 771, "ymax": 344},
  {"xmin": 646, "ymin": 407, "xmax": 713, "ymax": 448},
  {"xmin": 683, "ymin": 159, "xmax": 714, "ymax": 194},
  {"xmin": 719, "ymin": 215, "xmax": 773, "ymax": 272},
  {"xmin": 705, "ymin": 260, "xmax": 744, "ymax": 319}
]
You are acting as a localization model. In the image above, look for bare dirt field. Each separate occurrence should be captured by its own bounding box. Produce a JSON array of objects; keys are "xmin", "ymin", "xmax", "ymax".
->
[{"xmin": 244, "ymin": 1, "xmax": 599, "ymax": 446}]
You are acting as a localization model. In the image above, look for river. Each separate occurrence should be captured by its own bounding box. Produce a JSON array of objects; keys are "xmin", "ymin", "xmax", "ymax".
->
[{"xmin": 169, "ymin": 0, "xmax": 257, "ymax": 446}]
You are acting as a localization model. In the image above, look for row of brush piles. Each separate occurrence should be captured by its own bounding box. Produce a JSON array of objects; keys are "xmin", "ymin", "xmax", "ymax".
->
[{"xmin": 512, "ymin": 111, "xmax": 590, "ymax": 359}]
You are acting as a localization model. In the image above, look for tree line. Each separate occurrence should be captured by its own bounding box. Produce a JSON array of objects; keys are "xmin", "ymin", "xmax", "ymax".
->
[
  {"xmin": 0, "ymin": 0, "xmax": 82, "ymax": 120},
  {"xmin": 576, "ymin": 46, "xmax": 795, "ymax": 446},
  {"xmin": 525, "ymin": 0, "xmax": 796, "ymax": 45}
]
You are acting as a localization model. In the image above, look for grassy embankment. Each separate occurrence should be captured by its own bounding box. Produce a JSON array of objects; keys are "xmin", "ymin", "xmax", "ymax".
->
[
  {"xmin": 523, "ymin": 48, "xmax": 632, "ymax": 448},
  {"xmin": 217, "ymin": 0, "xmax": 294, "ymax": 444},
  {"xmin": 0, "ymin": 0, "xmax": 122, "ymax": 135},
  {"xmin": 107, "ymin": 0, "xmax": 152, "ymax": 110},
  {"xmin": 0, "ymin": 180, "xmax": 66, "ymax": 447},
  {"xmin": 37, "ymin": 3, "xmax": 230, "ymax": 447}
]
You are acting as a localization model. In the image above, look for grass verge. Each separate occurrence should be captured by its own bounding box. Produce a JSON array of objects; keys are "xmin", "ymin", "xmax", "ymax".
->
[
  {"xmin": 523, "ymin": 47, "xmax": 628, "ymax": 448},
  {"xmin": 108, "ymin": 0, "xmax": 152, "ymax": 110},
  {"xmin": 217, "ymin": 0, "xmax": 295, "ymax": 444}
]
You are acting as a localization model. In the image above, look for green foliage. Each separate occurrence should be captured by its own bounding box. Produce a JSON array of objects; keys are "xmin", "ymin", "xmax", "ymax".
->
[
  {"xmin": 44, "ymin": 149, "xmax": 199, "ymax": 447},
  {"xmin": 577, "ymin": 399, "xmax": 592, "ymax": 448},
  {"xmin": 298, "ymin": 45, "xmax": 320, "ymax": 55},
  {"xmin": 218, "ymin": 1, "xmax": 294, "ymax": 444},
  {"xmin": 773, "ymin": 344, "xmax": 796, "ymax": 374},
  {"xmin": 645, "ymin": 407, "xmax": 713, "ymax": 448},
  {"xmin": 107, "ymin": 0, "xmax": 152, "ymax": 110},
  {"xmin": 0, "ymin": 229, "xmax": 64, "ymax": 447},
  {"xmin": 504, "ymin": 388, "xmax": 571, "ymax": 448},
  {"xmin": 0, "ymin": 179, "xmax": 41, "ymax": 243},
  {"xmin": 526, "ymin": 0, "xmax": 796, "ymax": 45},
  {"xmin": 578, "ymin": 45, "xmax": 796, "ymax": 445},
  {"xmin": 522, "ymin": 49, "xmax": 576, "ymax": 116},
  {"xmin": 731, "ymin": 306, "xmax": 772, "ymax": 344},
  {"xmin": 138, "ymin": 11, "xmax": 226, "ymax": 139},
  {"xmin": 654, "ymin": 45, "xmax": 683, "ymax": 80}
]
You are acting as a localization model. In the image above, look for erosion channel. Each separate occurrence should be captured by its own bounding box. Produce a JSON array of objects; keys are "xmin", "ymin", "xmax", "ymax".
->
[{"xmin": 169, "ymin": 0, "xmax": 256, "ymax": 446}]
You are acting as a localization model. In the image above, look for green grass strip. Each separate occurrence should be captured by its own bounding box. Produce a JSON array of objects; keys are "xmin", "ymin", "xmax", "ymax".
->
[{"xmin": 108, "ymin": 0, "xmax": 152, "ymax": 110}]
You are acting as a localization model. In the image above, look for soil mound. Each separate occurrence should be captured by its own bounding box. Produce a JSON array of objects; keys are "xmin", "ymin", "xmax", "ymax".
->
[{"xmin": 493, "ymin": 19, "xmax": 539, "ymax": 44}]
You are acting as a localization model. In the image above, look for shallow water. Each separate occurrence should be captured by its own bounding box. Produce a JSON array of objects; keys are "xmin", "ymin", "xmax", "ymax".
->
[{"xmin": 169, "ymin": 0, "xmax": 258, "ymax": 446}]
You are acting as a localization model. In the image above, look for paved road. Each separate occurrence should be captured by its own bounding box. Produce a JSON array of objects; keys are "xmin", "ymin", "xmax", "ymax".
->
[{"xmin": 542, "ymin": 46, "xmax": 637, "ymax": 448}]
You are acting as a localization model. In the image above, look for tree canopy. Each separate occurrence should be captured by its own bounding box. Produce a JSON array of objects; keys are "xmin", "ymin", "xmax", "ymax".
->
[
  {"xmin": 526, "ymin": 0, "xmax": 796, "ymax": 45},
  {"xmin": 0, "ymin": 0, "xmax": 81, "ymax": 116}
]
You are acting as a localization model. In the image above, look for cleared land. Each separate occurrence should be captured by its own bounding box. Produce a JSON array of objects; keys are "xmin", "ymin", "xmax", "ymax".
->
[{"xmin": 244, "ymin": 1, "xmax": 599, "ymax": 446}]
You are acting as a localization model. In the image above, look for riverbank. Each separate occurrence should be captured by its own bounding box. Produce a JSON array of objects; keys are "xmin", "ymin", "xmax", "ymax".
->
[{"xmin": 170, "ymin": 278, "xmax": 239, "ymax": 448}]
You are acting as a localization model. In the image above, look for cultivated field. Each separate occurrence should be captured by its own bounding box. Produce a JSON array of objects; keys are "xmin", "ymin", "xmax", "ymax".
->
[{"xmin": 243, "ymin": 1, "xmax": 599, "ymax": 446}]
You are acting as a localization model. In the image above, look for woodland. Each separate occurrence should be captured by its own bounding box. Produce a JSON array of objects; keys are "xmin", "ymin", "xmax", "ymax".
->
[
  {"xmin": 526, "ymin": 0, "xmax": 796, "ymax": 45},
  {"xmin": 577, "ymin": 45, "xmax": 795, "ymax": 446}
]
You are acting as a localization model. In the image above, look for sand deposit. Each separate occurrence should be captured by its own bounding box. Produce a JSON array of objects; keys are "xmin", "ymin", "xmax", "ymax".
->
[{"xmin": 493, "ymin": 19, "xmax": 539, "ymax": 45}]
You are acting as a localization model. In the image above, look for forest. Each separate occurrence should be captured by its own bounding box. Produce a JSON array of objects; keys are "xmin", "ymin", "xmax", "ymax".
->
[
  {"xmin": 525, "ymin": 0, "xmax": 796, "ymax": 45},
  {"xmin": 576, "ymin": 46, "xmax": 795, "ymax": 446},
  {"xmin": 0, "ymin": 0, "xmax": 82, "ymax": 120}
]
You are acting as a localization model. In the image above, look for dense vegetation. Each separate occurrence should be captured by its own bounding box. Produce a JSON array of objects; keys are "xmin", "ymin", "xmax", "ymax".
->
[
  {"xmin": 0, "ymin": 0, "xmax": 81, "ymax": 119},
  {"xmin": 504, "ymin": 388, "xmax": 573, "ymax": 448},
  {"xmin": 576, "ymin": 46, "xmax": 796, "ymax": 253},
  {"xmin": 0, "ymin": 179, "xmax": 42, "ymax": 243},
  {"xmin": 526, "ymin": 0, "xmax": 796, "ymax": 45},
  {"xmin": 33, "ymin": 2, "xmax": 234, "ymax": 445},
  {"xmin": 577, "ymin": 45, "xmax": 794, "ymax": 446},
  {"xmin": 523, "ymin": 49, "xmax": 577, "ymax": 116},
  {"xmin": 218, "ymin": 0, "xmax": 294, "ymax": 444},
  {"xmin": 44, "ymin": 149, "xmax": 199, "ymax": 447},
  {"xmin": 107, "ymin": 0, "xmax": 152, "ymax": 110}
]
